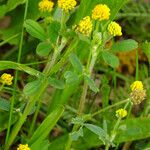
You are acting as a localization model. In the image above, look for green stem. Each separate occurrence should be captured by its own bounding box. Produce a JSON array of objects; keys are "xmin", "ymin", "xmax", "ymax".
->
[
  {"xmin": 5, "ymin": 78, "xmax": 48, "ymax": 150},
  {"xmin": 92, "ymin": 99, "xmax": 130, "ymax": 117},
  {"xmin": 43, "ymin": 46, "xmax": 59, "ymax": 75},
  {"xmin": 5, "ymin": 37, "xmax": 77, "ymax": 149},
  {"xmin": 0, "ymin": 83, "xmax": 5, "ymax": 93},
  {"xmin": 65, "ymin": 45, "xmax": 98, "ymax": 150},
  {"xmin": 28, "ymin": 99, "xmax": 42, "ymax": 137},
  {"xmin": 135, "ymin": 48, "xmax": 139, "ymax": 80},
  {"xmin": 77, "ymin": 83, "xmax": 88, "ymax": 116},
  {"xmin": 49, "ymin": 39, "xmax": 78, "ymax": 76},
  {"xmin": 105, "ymin": 100, "xmax": 130, "ymax": 150},
  {"xmin": 5, "ymin": 0, "xmax": 28, "ymax": 144},
  {"xmin": 0, "ymin": 34, "xmax": 20, "ymax": 47},
  {"xmin": 28, "ymin": 38, "xmax": 67, "ymax": 135}
]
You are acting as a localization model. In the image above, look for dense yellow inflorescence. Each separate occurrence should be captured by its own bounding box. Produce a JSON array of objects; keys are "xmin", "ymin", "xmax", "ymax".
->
[
  {"xmin": 108, "ymin": 21, "xmax": 122, "ymax": 36},
  {"xmin": 130, "ymin": 81, "xmax": 143, "ymax": 91},
  {"xmin": 17, "ymin": 144, "xmax": 30, "ymax": 150},
  {"xmin": 39, "ymin": 0, "xmax": 54, "ymax": 12},
  {"xmin": 130, "ymin": 81, "xmax": 146, "ymax": 105},
  {"xmin": 0, "ymin": 73, "xmax": 13, "ymax": 85},
  {"xmin": 75, "ymin": 16, "xmax": 93, "ymax": 36},
  {"xmin": 92, "ymin": 4, "xmax": 110, "ymax": 21},
  {"xmin": 116, "ymin": 108, "xmax": 127, "ymax": 119},
  {"xmin": 58, "ymin": 0, "xmax": 77, "ymax": 12}
]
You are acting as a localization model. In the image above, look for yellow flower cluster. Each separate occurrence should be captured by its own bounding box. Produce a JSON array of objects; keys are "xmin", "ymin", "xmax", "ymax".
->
[
  {"xmin": 92, "ymin": 4, "xmax": 110, "ymax": 21},
  {"xmin": 75, "ymin": 16, "xmax": 93, "ymax": 36},
  {"xmin": 116, "ymin": 108, "xmax": 127, "ymax": 119},
  {"xmin": 58, "ymin": 0, "xmax": 77, "ymax": 12},
  {"xmin": 108, "ymin": 21, "xmax": 122, "ymax": 36},
  {"xmin": 0, "ymin": 73, "xmax": 13, "ymax": 85},
  {"xmin": 17, "ymin": 144, "xmax": 30, "ymax": 150},
  {"xmin": 39, "ymin": 0, "xmax": 54, "ymax": 12},
  {"xmin": 130, "ymin": 81, "xmax": 143, "ymax": 91},
  {"xmin": 130, "ymin": 81, "xmax": 146, "ymax": 105}
]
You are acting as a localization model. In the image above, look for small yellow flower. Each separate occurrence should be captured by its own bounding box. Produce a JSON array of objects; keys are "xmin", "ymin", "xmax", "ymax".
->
[
  {"xmin": 75, "ymin": 16, "xmax": 93, "ymax": 36},
  {"xmin": 116, "ymin": 108, "xmax": 127, "ymax": 119},
  {"xmin": 92, "ymin": 4, "xmax": 110, "ymax": 21},
  {"xmin": 0, "ymin": 73, "xmax": 13, "ymax": 85},
  {"xmin": 39, "ymin": 0, "xmax": 54, "ymax": 12},
  {"xmin": 58, "ymin": 0, "xmax": 77, "ymax": 12},
  {"xmin": 130, "ymin": 81, "xmax": 143, "ymax": 91},
  {"xmin": 17, "ymin": 144, "xmax": 30, "ymax": 150},
  {"xmin": 108, "ymin": 21, "xmax": 122, "ymax": 36}
]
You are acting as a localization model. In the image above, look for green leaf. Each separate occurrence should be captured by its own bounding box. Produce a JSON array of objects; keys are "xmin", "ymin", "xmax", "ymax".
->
[
  {"xmin": 49, "ymin": 77, "xmax": 65, "ymax": 89},
  {"xmin": 24, "ymin": 19, "xmax": 47, "ymax": 41},
  {"xmin": 48, "ymin": 21, "xmax": 61, "ymax": 43},
  {"xmin": 0, "ymin": 112, "xmax": 18, "ymax": 132},
  {"xmin": 142, "ymin": 42, "xmax": 150, "ymax": 63},
  {"xmin": 31, "ymin": 140, "xmax": 50, "ymax": 150},
  {"xmin": 64, "ymin": 71, "xmax": 79, "ymax": 84},
  {"xmin": 6, "ymin": 0, "xmax": 25, "ymax": 12},
  {"xmin": 71, "ymin": 117, "xmax": 84, "ymax": 125},
  {"xmin": 84, "ymin": 74, "xmax": 99, "ymax": 93},
  {"xmin": 102, "ymin": 51, "xmax": 119, "ymax": 68},
  {"xmin": 0, "ymin": 97, "xmax": 10, "ymax": 111},
  {"xmin": 36, "ymin": 42, "xmax": 52, "ymax": 57},
  {"xmin": 111, "ymin": 39, "xmax": 138, "ymax": 52},
  {"xmin": 0, "ymin": 0, "xmax": 41, "ymax": 45},
  {"xmin": 0, "ymin": 61, "xmax": 42, "ymax": 77},
  {"xmin": 23, "ymin": 80, "xmax": 42, "ymax": 96},
  {"xmin": 84, "ymin": 123, "xmax": 109, "ymax": 144},
  {"xmin": 0, "ymin": 5, "xmax": 7, "ymax": 17},
  {"xmin": 29, "ymin": 106, "xmax": 64, "ymax": 145},
  {"xmin": 69, "ymin": 53, "xmax": 83, "ymax": 74},
  {"xmin": 116, "ymin": 117, "xmax": 150, "ymax": 143},
  {"xmin": 71, "ymin": 128, "xmax": 84, "ymax": 141}
]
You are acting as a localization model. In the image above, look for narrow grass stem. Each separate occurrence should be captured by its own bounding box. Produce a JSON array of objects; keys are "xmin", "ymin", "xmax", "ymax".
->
[
  {"xmin": 0, "ymin": 34, "xmax": 20, "ymax": 47},
  {"xmin": 5, "ymin": 0, "xmax": 28, "ymax": 144}
]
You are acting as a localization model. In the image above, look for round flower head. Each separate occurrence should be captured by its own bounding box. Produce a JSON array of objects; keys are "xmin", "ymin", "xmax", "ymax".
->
[
  {"xmin": 75, "ymin": 16, "xmax": 93, "ymax": 36},
  {"xmin": 17, "ymin": 144, "xmax": 30, "ymax": 150},
  {"xmin": 130, "ymin": 81, "xmax": 143, "ymax": 91},
  {"xmin": 92, "ymin": 4, "xmax": 110, "ymax": 21},
  {"xmin": 116, "ymin": 108, "xmax": 127, "ymax": 119},
  {"xmin": 0, "ymin": 73, "xmax": 13, "ymax": 85},
  {"xmin": 130, "ymin": 89, "xmax": 146, "ymax": 105},
  {"xmin": 39, "ymin": 0, "xmax": 54, "ymax": 12},
  {"xmin": 108, "ymin": 21, "xmax": 122, "ymax": 36},
  {"xmin": 58, "ymin": 0, "xmax": 77, "ymax": 12}
]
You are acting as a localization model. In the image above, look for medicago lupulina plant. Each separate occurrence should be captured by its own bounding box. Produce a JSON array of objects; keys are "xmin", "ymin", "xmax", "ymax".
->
[{"xmin": 0, "ymin": 0, "xmax": 148, "ymax": 150}]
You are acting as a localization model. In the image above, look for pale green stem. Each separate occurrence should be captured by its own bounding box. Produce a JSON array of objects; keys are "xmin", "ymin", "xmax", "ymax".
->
[
  {"xmin": 65, "ymin": 45, "xmax": 99, "ymax": 150},
  {"xmin": 29, "ymin": 38, "xmax": 67, "ymax": 135},
  {"xmin": 0, "ymin": 83, "xmax": 5, "ymax": 93}
]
